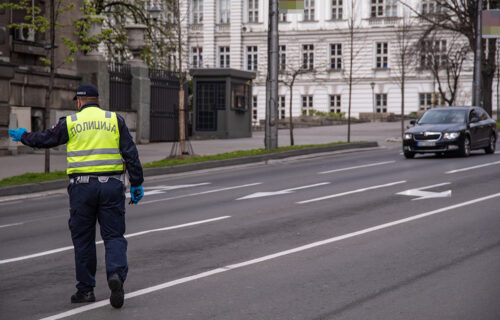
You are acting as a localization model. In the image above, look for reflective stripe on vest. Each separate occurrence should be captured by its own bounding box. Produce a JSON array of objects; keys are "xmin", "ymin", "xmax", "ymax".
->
[{"xmin": 66, "ymin": 106, "xmax": 123, "ymax": 174}]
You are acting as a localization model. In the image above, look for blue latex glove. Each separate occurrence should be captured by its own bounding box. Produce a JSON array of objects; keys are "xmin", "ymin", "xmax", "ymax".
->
[
  {"xmin": 8, "ymin": 128, "xmax": 27, "ymax": 142},
  {"xmin": 130, "ymin": 185, "xmax": 144, "ymax": 204}
]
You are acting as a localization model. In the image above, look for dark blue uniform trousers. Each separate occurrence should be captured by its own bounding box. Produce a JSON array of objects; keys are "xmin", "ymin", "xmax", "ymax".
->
[{"xmin": 68, "ymin": 178, "xmax": 128, "ymax": 292}]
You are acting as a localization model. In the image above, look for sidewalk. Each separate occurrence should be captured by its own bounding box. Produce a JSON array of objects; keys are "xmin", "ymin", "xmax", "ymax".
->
[{"xmin": 0, "ymin": 122, "xmax": 404, "ymax": 180}]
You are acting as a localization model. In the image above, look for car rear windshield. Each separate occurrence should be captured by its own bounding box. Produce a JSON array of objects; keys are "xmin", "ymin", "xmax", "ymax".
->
[{"xmin": 419, "ymin": 109, "xmax": 466, "ymax": 124}]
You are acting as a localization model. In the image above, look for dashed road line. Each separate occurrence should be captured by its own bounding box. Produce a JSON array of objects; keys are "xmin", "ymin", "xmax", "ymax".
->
[
  {"xmin": 318, "ymin": 161, "xmax": 395, "ymax": 174},
  {"xmin": 140, "ymin": 183, "xmax": 262, "ymax": 205},
  {"xmin": 297, "ymin": 181, "xmax": 407, "ymax": 204},
  {"xmin": 0, "ymin": 216, "xmax": 230, "ymax": 265},
  {"xmin": 445, "ymin": 160, "xmax": 500, "ymax": 174}
]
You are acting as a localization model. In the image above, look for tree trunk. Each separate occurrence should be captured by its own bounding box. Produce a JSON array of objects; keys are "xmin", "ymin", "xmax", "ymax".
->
[
  {"xmin": 176, "ymin": 0, "xmax": 187, "ymax": 154},
  {"xmin": 401, "ymin": 74, "xmax": 405, "ymax": 137},
  {"xmin": 482, "ymin": 38, "xmax": 497, "ymax": 115}
]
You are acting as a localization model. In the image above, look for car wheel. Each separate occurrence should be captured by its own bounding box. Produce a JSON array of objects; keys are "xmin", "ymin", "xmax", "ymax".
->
[
  {"xmin": 485, "ymin": 134, "xmax": 496, "ymax": 154},
  {"xmin": 460, "ymin": 135, "xmax": 471, "ymax": 157},
  {"xmin": 404, "ymin": 151, "xmax": 415, "ymax": 159}
]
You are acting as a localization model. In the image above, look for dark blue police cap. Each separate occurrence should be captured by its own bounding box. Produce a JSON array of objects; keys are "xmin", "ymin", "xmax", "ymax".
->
[{"xmin": 74, "ymin": 84, "xmax": 99, "ymax": 100}]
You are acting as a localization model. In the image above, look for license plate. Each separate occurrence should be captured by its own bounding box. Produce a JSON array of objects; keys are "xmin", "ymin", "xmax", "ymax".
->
[{"xmin": 417, "ymin": 141, "xmax": 436, "ymax": 147}]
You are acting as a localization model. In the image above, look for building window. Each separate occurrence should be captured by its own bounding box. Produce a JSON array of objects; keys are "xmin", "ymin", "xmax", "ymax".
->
[
  {"xmin": 279, "ymin": 45, "xmax": 286, "ymax": 71},
  {"xmin": 385, "ymin": 0, "xmax": 397, "ymax": 17},
  {"xmin": 192, "ymin": 47, "xmax": 203, "ymax": 68},
  {"xmin": 247, "ymin": 46, "xmax": 258, "ymax": 71},
  {"xmin": 420, "ymin": 40, "xmax": 447, "ymax": 69},
  {"xmin": 330, "ymin": 43, "xmax": 342, "ymax": 70},
  {"xmin": 219, "ymin": 46, "xmax": 230, "ymax": 68},
  {"xmin": 371, "ymin": 0, "xmax": 384, "ymax": 17},
  {"xmin": 192, "ymin": 0, "xmax": 203, "ymax": 24},
  {"xmin": 376, "ymin": 93, "xmax": 387, "ymax": 113},
  {"xmin": 302, "ymin": 95, "xmax": 314, "ymax": 115},
  {"xmin": 422, "ymin": 0, "xmax": 440, "ymax": 15},
  {"xmin": 419, "ymin": 93, "xmax": 433, "ymax": 110},
  {"xmin": 220, "ymin": 0, "xmax": 230, "ymax": 23},
  {"xmin": 279, "ymin": 96, "xmax": 286, "ymax": 119},
  {"xmin": 419, "ymin": 92, "xmax": 444, "ymax": 109},
  {"xmin": 304, "ymin": 0, "xmax": 315, "ymax": 21},
  {"xmin": 167, "ymin": 52, "xmax": 177, "ymax": 71},
  {"xmin": 248, "ymin": 0, "xmax": 259, "ymax": 23},
  {"xmin": 375, "ymin": 42, "xmax": 388, "ymax": 69},
  {"xmin": 302, "ymin": 44, "xmax": 314, "ymax": 70},
  {"xmin": 252, "ymin": 96, "xmax": 258, "ymax": 125},
  {"xmin": 330, "ymin": 95, "xmax": 341, "ymax": 113},
  {"xmin": 371, "ymin": 0, "xmax": 397, "ymax": 17},
  {"xmin": 280, "ymin": 11, "xmax": 287, "ymax": 22},
  {"xmin": 332, "ymin": 0, "xmax": 343, "ymax": 20}
]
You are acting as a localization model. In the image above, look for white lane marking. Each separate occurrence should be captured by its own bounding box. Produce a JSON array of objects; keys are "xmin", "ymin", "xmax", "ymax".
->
[
  {"xmin": 143, "ymin": 183, "xmax": 211, "ymax": 191},
  {"xmin": 141, "ymin": 183, "xmax": 263, "ymax": 205},
  {"xmin": 126, "ymin": 183, "xmax": 211, "ymax": 199},
  {"xmin": 40, "ymin": 192, "xmax": 500, "ymax": 320},
  {"xmin": 125, "ymin": 190, "xmax": 164, "ymax": 199},
  {"xmin": 318, "ymin": 161, "xmax": 396, "ymax": 174},
  {"xmin": 0, "ymin": 222, "xmax": 24, "ymax": 229},
  {"xmin": 297, "ymin": 181, "xmax": 407, "ymax": 204},
  {"xmin": 445, "ymin": 160, "xmax": 500, "ymax": 174},
  {"xmin": 237, "ymin": 182, "xmax": 330, "ymax": 200},
  {"xmin": 0, "ymin": 216, "xmax": 230, "ymax": 265},
  {"xmin": 397, "ymin": 182, "xmax": 452, "ymax": 201}
]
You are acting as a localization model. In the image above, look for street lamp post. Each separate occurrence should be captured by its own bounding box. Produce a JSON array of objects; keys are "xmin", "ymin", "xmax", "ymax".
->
[
  {"xmin": 370, "ymin": 82, "xmax": 375, "ymax": 122},
  {"xmin": 148, "ymin": 6, "xmax": 161, "ymax": 71}
]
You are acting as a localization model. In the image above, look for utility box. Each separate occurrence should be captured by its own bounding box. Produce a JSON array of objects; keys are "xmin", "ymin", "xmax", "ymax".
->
[{"xmin": 190, "ymin": 68, "xmax": 256, "ymax": 139}]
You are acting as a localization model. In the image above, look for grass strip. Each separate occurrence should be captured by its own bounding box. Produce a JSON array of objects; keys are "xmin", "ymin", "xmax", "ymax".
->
[
  {"xmin": 0, "ymin": 171, "xmax": 67, "ymax": 187},
  {"xmin": 0, "ymin": 142, "xmax": 348, "ymax": 187},
  {"xmin": 142, "ymin": 142, "xmax": 347, "ymax": 168}
]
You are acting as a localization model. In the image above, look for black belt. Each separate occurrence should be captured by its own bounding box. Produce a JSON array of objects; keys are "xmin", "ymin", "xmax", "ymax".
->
[{"xmin": 69, "ymin": 174, "xmax": 125, "ymax": 184}]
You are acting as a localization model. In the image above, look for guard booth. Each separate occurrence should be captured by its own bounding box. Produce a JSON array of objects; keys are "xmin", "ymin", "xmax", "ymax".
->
[{"xmin": 190, "ymin": 69, "xmax": 256, "ymax": 139}]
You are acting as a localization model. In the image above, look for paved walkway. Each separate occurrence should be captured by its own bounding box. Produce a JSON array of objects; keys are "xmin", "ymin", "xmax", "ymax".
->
[{"xmin": 0, "ymin": 122, "xmax": 404, "ymax": 180}]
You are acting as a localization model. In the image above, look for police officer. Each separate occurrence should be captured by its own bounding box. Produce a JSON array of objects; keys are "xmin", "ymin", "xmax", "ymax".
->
[{"xmin": 8, "ymin": 84, "xmax": 144, "ymax": 309}]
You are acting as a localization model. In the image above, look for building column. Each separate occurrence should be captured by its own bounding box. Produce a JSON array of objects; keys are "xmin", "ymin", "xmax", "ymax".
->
[
  {"xmin": 76, "ymin": 54, "xmax": 110, "ymax": 110},
  {"xmin": 230, "ymin": 0, "xmax": 243, "ymax": 70},
  {"xmin": 203, "ymin": 0, "xmax": 216, "ymax": 68},
  {"xmin": 129, "ymin": 59, "xmax": 150, "ymax": 144}
]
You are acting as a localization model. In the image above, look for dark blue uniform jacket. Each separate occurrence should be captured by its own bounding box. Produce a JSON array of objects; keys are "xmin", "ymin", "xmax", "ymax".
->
[{"xmin": 20, "ymin": 104, "xmax": 144, "ymax": 187}]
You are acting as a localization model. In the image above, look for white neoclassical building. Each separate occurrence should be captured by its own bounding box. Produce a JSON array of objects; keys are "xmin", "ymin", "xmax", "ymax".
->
[{"xmin": 180, "ymin": 0, "xmax": 481, "ymax": 123}]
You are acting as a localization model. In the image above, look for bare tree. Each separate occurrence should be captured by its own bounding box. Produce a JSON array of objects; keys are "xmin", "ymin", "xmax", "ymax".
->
[
  {"xmin": 343, "ymin": 0, "xmax": 366, "ymax": 143},
  {"xmin": 279, "ymin": 65, "xmax": 310, "ymax": 146},
  {"xmin": 392, "ymin": 15, "xmax": 417, "ymax": 136},
  {"xmin": 399, "ymin": 0, "xmax": 499, "ymax": 115},
  {"xmin": 165, "ymin": 0, "xmax": 190, "ymax": 155},
  {"xmin": 418, "ymin": 30, "xmax": 470, "ymax": 106}
]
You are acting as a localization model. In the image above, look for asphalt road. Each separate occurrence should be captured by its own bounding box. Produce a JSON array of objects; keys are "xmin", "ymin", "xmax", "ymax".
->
[{"xmin": 1, "ymin": 146, "xmax": 500, "ymax": 320}]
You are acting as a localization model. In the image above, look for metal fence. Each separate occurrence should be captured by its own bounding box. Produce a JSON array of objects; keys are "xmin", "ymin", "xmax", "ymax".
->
[
  {"xmin": 149, "ymin": 69, "xmax": 187, "ymax": 142},
  {"xmin": 109, "ymin": 62, "xmax": 132, "ymax": 111}
]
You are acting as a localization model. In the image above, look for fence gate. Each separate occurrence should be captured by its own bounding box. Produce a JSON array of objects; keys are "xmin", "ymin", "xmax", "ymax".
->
[
  {"xmin": 109, "ymin": 63, "xmax": 132, "ymax": 111},
  {"xmin": 149, "ymin": 69, "xmax": 184, "ymax": 142}
]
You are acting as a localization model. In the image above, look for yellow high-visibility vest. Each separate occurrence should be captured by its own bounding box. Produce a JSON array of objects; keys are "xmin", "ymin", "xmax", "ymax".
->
[{"xmin": 66, "ymin": 106, "xmax": 124, "ymax": 175}]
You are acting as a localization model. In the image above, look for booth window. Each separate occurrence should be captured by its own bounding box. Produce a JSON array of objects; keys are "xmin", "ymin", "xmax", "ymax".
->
[{"xmin": 232, "ymin": 83, "xmax": 249, "ymax": 111}]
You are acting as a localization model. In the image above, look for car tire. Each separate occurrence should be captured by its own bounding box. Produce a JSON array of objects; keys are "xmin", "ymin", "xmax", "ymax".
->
[
  {"xmin": 404, "ymin": 151, "xmax": 415, "ymax": 159},
  {"xmin": 485, "ymin": 134, "xmax": 496, "ymax": 154},
  {"xmin": 460, "ymin": 135, "xmax": 471, "ymax": 157}
]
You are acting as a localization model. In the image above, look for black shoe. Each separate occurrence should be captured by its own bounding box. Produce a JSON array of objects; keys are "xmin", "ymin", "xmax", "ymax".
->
[
  {"xmin": 108, "ymin": 273, "xmax": 124, "ymax": 309},
  {"xmin": 71, "ymin": 290, "xmax": 96, "ymax": 303}
]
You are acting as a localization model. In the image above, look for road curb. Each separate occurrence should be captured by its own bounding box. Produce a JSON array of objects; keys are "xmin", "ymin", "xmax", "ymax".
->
[{"xmin": 0, "ymin": 142, "xmax": 377, "ymax": 197}]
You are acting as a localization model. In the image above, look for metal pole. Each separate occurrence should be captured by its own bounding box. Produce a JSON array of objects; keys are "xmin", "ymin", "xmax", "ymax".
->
[
  {"xmin": 473, "ymin": 0, "xmax": 482, "ymax": 107},
  {"xmin": 266, "ymin": 0, "xmax": 279, "ymax": 149}
]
